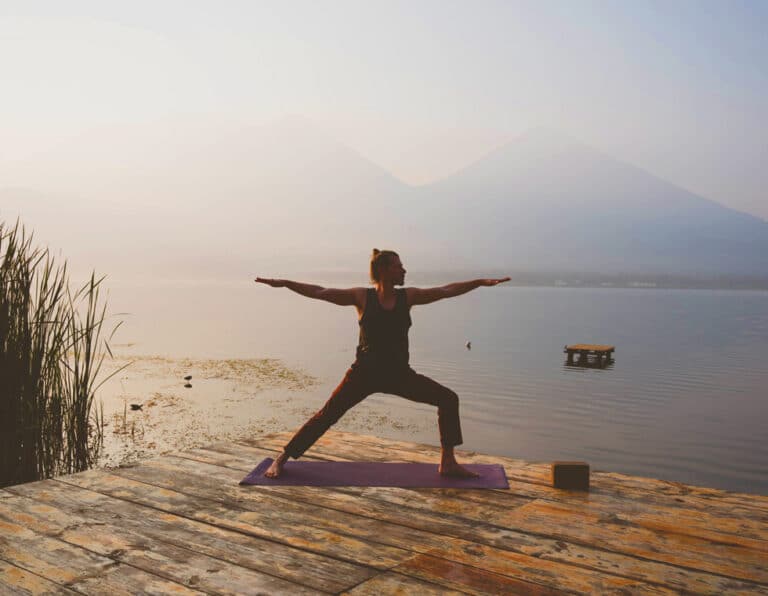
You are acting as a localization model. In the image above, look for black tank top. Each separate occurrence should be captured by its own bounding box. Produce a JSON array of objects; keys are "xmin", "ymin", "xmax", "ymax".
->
[{"xmin": 356, "ymin": 288, "xmax": 412, "ymax": 367}]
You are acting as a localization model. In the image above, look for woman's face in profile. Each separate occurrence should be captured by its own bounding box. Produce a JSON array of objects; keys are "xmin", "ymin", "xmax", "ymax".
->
[{"xmin": 386, "ymin": 256, "xmax": 406, "ymax": 285}]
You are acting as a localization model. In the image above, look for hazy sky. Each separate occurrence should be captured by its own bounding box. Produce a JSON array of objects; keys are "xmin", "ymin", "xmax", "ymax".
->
[{"xmin": 2, "ymin": 1, "xmax": 767, "ymax": 218}]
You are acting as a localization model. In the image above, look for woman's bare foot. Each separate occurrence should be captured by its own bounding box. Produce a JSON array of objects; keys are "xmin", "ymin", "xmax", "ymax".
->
[
  {"xmin": 263, "ymin": 452, "xmax": 289, "ymax": 478},
  {"xmin": 439, "ymin": 460, "xmax": 480, "ymax": 477},
  {"xmin": 439, "ymin": 445, "xmax": 479, "ymax": 477}
]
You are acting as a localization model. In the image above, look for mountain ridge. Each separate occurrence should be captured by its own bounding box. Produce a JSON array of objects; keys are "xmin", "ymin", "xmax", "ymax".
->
[{"xmin": 2, "ymin": 121, "xmax": 767, "ymax": 278}]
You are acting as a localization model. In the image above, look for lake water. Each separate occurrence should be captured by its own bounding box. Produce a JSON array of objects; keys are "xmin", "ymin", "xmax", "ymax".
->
[{"xmin": 100, "ymin": 279, "xmax": 768, "ymax": 495}]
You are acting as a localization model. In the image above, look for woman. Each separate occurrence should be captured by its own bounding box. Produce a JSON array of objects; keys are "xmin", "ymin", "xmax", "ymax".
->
[{"xmin": 254, "ymin": 249, "xmax": 510, "ymax": 478}]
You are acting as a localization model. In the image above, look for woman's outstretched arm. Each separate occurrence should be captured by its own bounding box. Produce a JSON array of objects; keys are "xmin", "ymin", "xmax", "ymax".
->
[
  {"xmin": 254, "ymin": 277, "xmax": 364, "ymax": 306},
  {"xmin": 407, "ymin": 277, "xmax": 510, "ymax": 306}
]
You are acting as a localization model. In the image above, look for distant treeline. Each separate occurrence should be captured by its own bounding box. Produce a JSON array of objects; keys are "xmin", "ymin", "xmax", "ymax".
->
[
  {"xmin": 497, "ymin": 271, "xmax": 768, "ymax": 290},
  {"xmin": 300, "ymin": 268, "xmax": 768, "ymax": 291}
]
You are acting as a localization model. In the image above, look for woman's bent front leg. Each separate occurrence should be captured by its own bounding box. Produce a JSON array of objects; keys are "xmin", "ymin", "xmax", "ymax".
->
[
  {"xmin": 392, "ymin": 369, "xmax": 477, "ymax": 477},
  {"xmin": 393, "ymin": 370, "xmax": 463, "ymax": 448}
]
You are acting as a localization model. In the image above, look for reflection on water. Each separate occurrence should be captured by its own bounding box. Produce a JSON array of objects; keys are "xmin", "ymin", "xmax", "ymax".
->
[
  {"xmin": 100, "ymin": 280, "xmax": 768, "ymax": 494},
  {"xmin": 563, "ymin": 357, "xmax": 615, "ymax": 370}
]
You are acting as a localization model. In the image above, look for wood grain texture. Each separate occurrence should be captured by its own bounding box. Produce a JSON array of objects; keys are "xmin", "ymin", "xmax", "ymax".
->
[
  {"xmin": 340, "ymin": 571, "xmax": 466, "ymax": 596},
  {"xmin": 6, "ymin": 478, "xmax": 374, "ymax": 593},
  {"xmin": 2, "ymin": 430, "xmax": 767, "ymax": 595},
  {"xmin": 0, "ymin": 559, "xmax": 77, "ymax": 595},
  {"xmin": 188, "ymin": 444, "xmax": 765, "ymax": 592}
]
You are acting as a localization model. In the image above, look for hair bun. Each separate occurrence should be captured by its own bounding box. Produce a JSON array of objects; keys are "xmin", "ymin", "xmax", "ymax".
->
[{"xmin": 372, "ymin": 248, "xmax": 380, "ymax": 255}]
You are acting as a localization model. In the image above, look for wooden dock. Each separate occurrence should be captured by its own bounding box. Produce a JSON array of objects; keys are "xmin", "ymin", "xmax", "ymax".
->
[
  {"xmin": 1, "ymin": 430, "xmax": 767, "ymax": 595},
  {"xmin": 565, "ymin": 344, "xmax": 615, "ymax": 367}
]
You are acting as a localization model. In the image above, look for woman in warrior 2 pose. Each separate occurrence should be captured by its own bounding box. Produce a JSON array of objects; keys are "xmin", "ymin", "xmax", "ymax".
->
[{"xmin": 254, "ymin": 249, "xmax": 510, "ymax": 478}]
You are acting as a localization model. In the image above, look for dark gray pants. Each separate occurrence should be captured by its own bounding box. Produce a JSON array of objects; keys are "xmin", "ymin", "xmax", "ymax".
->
[{"xmin": 283, "ymin": 362, "xmax": 463, "ymax": 459}]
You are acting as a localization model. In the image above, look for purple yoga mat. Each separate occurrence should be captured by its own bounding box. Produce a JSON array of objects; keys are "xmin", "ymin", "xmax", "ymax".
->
[{"xmin": 239, "ymin": 458, "xmax": 509, "ymax": 488}]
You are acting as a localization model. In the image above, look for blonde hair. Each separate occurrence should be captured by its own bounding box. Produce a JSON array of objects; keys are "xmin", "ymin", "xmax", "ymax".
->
[{"xmin": 369, "ymin": 248, "xmax": 399, "ymax": 283}]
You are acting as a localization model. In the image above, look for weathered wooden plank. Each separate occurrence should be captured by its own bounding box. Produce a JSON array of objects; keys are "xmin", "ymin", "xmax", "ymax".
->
[
  {"xmin": 0, "ymin": 559, "xmax": 76, "ymax": 595},
  {"xmin": 391, "ymin": 553, "xmax": 571, "ymax": 596},
  {"xmin": 7, "ymin": 478, "xmax": 375, "ymax": 594},
  {"xmin": 234, "ymin": 435, "xmax": 768, "ymax": 590},
  {"xmin": 0, "ymin": 489, "xmax": 323, "ymax": 595},
  {"xmin": 503, "ymin": 500, "xmax": 768, "ymax": 584},
  {"xmin": 218, "ymin": 438, "xmax": 768, "ymax": 549},
  {"xmin": 172, "ymin": 447, "xmax": 767, "ymax": 595},
  {"xmin": 70, "ymin": 564, "xmax": 206, "ymax": 595},
  {"xmin": 191, "ymin": 441, "xmax": 526, "ymax": 515},
  {"xmin": 182, "ymin": 443, "xmax": 532, "ymax": 512},
  {"xmin": 0, "ymin": 514, "xmax": 200, "ymax": 594},
  {"xmin": 363, "ymin": 482, "xmax": 761, "ymax": 549},
  {"xmin": 281, "ymin": 430, "xmax": 768, "ymax": 511},
  {"xmin": 258, "ymin": 437, "xmax": 763, "ymax": 581},
  {"xmin": 136, "ymin": 453, "xmax": 539, "ymax": 546},
  {"xmin": 340, "ymin": 571, "xmax": 466, "ymax": 596},
  {"xmin": 0, "ymin": 512, "xmax": 118, "ymax": 586},
  {"xmin": 593, "ymin": 470, "xmax": 768, "ymax": 514},
  {"xmin": 358, "ymin": 482, "xmax": 767, "ymax": 557},
  {"xmin": 201, "ymin": 437, "xmax": 768, "ymax": 524},
  {"xmin": 603, "ymin": 504, "xmax": 767, "ymax": 550},
  {"xmin": 92, "ymin": 456, "xmax": 683, "ymax": 594},
  {"xmin": 4, "ymin": 429, "xmax": 766, "ymax": 595},
  {"xmin": 172, "ymin": 447, "xmax": 531, "ymax": 526},
  {"xmin": 248, "ymin": 432, "xmax": 768, "ymax": 524},
  {"xmin": 58, "ymin": 469, "xmax": 414, "ymax": 570}
]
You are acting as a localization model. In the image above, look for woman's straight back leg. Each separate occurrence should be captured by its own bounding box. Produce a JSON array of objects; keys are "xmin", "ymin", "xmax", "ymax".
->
[{"xmin": 283, "ymin": 363, "xmax": 376, "ymax": 459}]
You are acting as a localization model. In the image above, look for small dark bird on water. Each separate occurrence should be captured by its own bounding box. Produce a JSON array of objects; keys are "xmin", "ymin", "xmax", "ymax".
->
[
  {"xmin": 130, "ymin": 404, "xmax": 142, "ymax": 411},
  {"xmin": 465, "ymin": 341, "xmax": 472, "ymax": 350},
  {"xmin": 184, "ymin": 375, "xmax": 192, "ymax": 381}
]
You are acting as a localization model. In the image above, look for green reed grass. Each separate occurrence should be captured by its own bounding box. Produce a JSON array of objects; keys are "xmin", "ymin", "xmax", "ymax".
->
[{"xmin": 1, "ymin": 220, "xmax": 123, "ymax": 487}]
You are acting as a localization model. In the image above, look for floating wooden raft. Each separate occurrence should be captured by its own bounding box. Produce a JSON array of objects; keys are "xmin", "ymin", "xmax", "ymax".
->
[
  {"xmin": 2, "ymin": 430, "xmax": 767, "ymax": 594},
  {"xmin": 565, "ymin": 343, "xmax": 615, "ymax": 366}
]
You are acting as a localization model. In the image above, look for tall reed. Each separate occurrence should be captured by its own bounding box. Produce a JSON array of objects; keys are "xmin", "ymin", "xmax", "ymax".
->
[{"xmin": 0, "ymin": 220, "xmax": 121, "ymax": 487}]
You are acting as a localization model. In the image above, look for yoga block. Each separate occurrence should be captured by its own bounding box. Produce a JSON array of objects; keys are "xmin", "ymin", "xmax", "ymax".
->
[{"xmin": 551, "ymin": 461, "xmax": 590, "ymax": 490}]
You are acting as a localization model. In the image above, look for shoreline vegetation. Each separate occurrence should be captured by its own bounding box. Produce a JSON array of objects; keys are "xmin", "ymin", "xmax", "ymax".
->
[
  {"xmin": 0, "ymin": 218, "xmax": 326, "ymax": 481},
  {"xmin": 0, "ymin": 220, "xmax": 122, "ymax": 488},
  {"xmin": 97, "ymin": 354, "xmax": 319, "ymax": 468}
]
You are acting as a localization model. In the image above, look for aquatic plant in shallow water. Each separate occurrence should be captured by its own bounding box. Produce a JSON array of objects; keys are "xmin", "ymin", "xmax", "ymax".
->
[{"xmin": 0, "ymin": 220, "xmax": 124, "ymax": 487}]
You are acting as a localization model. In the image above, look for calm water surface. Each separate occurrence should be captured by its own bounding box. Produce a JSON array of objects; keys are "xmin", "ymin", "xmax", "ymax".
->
[{"xmin": 104, "ymin": 280, "xmax": 768, "ymax": 494}]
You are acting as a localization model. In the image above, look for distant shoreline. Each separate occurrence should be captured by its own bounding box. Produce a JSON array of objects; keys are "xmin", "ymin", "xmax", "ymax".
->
[
  {"xmin": 253, "ymin": 275, "xmax": 768, "ymax": 292},
  {"xmin": 260, "ymin": 268, "xmax": 768, "ymax": 291},
  {"xmin": 101, "ymin": 270, "xmax": 768, "ymax": 291}
]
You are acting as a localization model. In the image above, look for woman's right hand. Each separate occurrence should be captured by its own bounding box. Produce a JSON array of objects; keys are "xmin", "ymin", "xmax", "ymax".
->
[{"xmin": 480, "ymin": 277, "xmax": 511, "ymax": 286}]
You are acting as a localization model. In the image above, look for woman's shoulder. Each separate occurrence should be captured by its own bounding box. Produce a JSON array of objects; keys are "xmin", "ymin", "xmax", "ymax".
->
[{"xmin": 398, "ymin": 287, "xmax": 413, "ymax": 307}]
